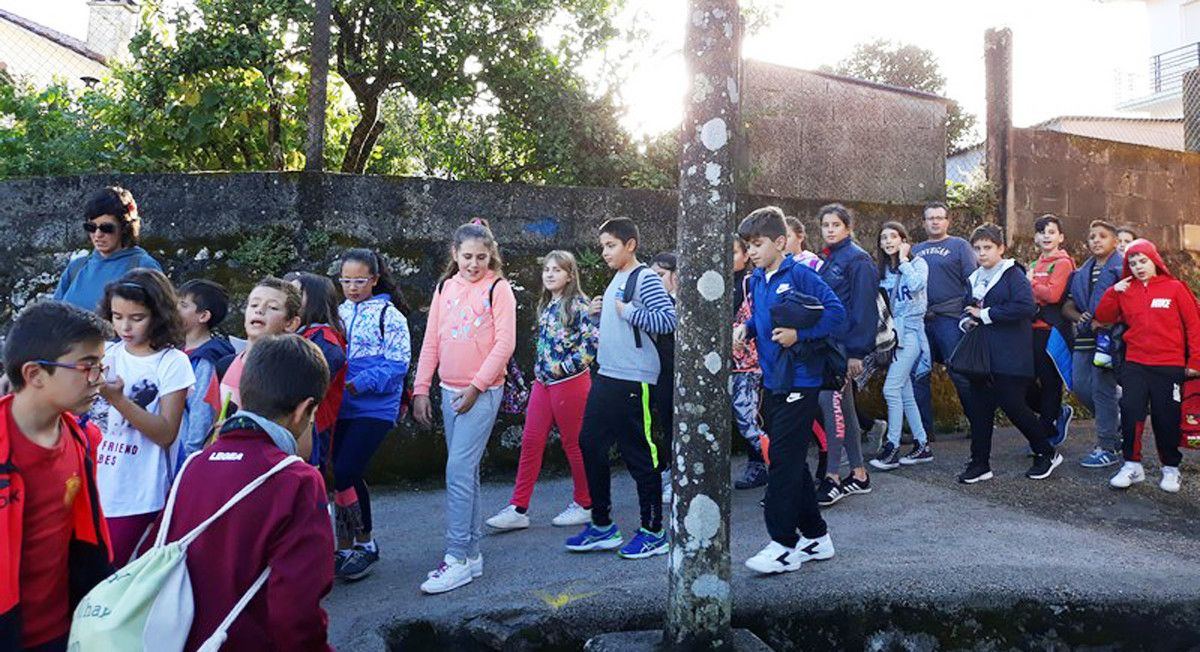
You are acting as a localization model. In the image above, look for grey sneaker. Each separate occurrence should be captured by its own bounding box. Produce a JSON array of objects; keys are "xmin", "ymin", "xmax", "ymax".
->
[{"xmin": 338, "ymin": 546, "xmax": 380, "ymax": 582}]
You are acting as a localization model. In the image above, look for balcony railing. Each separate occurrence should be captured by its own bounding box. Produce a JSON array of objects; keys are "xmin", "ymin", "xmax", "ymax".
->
[{"xmin": 1150, "ymin": 41, "xmax": 1200, "ymax": 95}]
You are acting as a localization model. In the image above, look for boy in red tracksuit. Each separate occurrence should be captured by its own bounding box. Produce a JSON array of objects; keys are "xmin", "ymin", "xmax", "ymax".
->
[
  {"xmin": 1028, "ymin": 214, "xmax": 1076, "ymax": 446},
  {"xmin": 1096, "ymin": 239, "xmax": 1200, "ymax": 494},
  {"xmin": 1, "ymin": 302, "xmax": 113, "ymax": 652},
  {"xmin": 151, "ymin": 334, "xmax": 334, "ymax": 651}
]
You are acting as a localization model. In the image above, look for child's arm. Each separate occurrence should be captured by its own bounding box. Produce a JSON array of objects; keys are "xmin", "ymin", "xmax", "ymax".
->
[
  {"xmin": 347, "ymin": 309, "xmax": 409, "ymax": 394},
  {"xmin": 412, "ymin": 290, "xmax": 444, "ymax": 397},
  {"xmin": 844, "ymin": 259, "xmax": 880, "ymax": 359},
  {"xmin": 979, "ymin": 268, "xmax": 1037, "ymax": 324},
  {"xmin": 266, "ymin": 474, "xmax": 336, "ymax": 651},
  {"xmin": 1093, "ymin": 284, "xmax": 1124, "ymax": 326},
  {"xmin": 900, "ymin": 257, "xmax": 928, "ymax": 294},
  {"xmin": 1032, "ymin": 259, "xmax": 1073, "ymax": 306},
  {"xmin": 471, "ymin": 281, "xmax": 517, "ymax": 391},
  {"xmin": 625, "ymin": 272, "xmax": 677, "ymax": 334},
  {"xmin": 178, "ymin": 360, "xmax": 218, "ymax": 457},
  {"xmin": 308, "ymin": 331, "xmax": 347, "ymax": 378},
  {"xmin": 1175, "ymin": 285, "xmax": 1200, "ymax": 372},
  {"xmin": 793, "ymin": 270, "xmax": 847, "ymax": 341},
  {"xmin": 562, "ymin": 299, "xmax": 599, "ymax": 376},
  {"xmin": 101, "ymin": 387, "xmax": 188, "ymax": 449}
]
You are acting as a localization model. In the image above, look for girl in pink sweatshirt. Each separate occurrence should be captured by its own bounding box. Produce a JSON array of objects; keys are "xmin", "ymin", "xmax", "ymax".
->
[{"xmin": 413, "ymin": 220, "xmax": 517, "ymax": 595}]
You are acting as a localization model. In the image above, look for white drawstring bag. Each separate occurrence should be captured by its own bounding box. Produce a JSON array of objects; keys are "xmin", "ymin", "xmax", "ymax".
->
[{"xmin": 68, "ymin": 453, "xmax": 301, "ymax": 652}]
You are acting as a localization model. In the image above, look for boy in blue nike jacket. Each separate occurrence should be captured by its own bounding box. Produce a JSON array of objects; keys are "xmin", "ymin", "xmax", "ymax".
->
[{"xmin": 736, "ymin": 207, "xmax": 847, "ymax": 575}]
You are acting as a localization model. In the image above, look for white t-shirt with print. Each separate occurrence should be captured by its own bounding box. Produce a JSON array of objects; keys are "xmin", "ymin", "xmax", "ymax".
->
[{"xmin": 94, "ymin": 343, "xmax": 195, "ymax": 517}]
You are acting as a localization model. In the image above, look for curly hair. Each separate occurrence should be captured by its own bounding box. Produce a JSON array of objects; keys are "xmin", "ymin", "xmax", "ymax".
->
[{"xmin": 99, "ymin": 268, "xmax": 184, "ymax": 351}]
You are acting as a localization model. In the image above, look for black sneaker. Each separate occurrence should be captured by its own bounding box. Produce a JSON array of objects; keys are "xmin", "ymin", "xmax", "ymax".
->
[
  {"xmin": 816, "ymin": 477, "xmax": 845, "ymax": 507},
  {"xmin": 899, "ymin": 443, "xmax": 934, "ymax": 466},
  {"xmin": 338, "ymin": 546, "xmax": 380, "ymax": 582},
  {"xmin": 957, "ymin": 462, "xmax": 993, "ymax": 484},
  {"xmin": 734, "ymin": 460, "xmax": 768, "ymax": 490},
  {"xmin": 869, "ymin": 442, "xmax": 901, "ymax": 471},
  {"xmin": 840, "ymin": 474, "xmax": 871, "ymax": 495},
  {"xmin": 1026, "ymin": 452, "xmax": 1064, "ymax": 480}
]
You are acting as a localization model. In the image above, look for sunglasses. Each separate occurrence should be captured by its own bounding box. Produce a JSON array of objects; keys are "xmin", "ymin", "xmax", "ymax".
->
[{"xmin": 83, "ymin": 222, "xmax": 118, "ymax": 234}]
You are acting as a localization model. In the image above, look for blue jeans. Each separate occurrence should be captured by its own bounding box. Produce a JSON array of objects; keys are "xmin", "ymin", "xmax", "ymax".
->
[
  {"xmin": 884, "ymin": 329, "xmax": 930, "ymax": 447},
  {"xmin": 441, "ymin": 386, "xmax": 503, "ymax": 560},
  {"xmin": 1072, "ymin": 351, "xmax": 1121, "ymax": 451},
  {"xmin": 915, "ymin": 315, "xmax": 972, "ymax": 434}
]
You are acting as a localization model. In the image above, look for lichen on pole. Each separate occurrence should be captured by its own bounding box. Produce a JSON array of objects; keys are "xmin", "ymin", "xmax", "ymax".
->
[{"xmin": 664, "ymin": 0, "xmax": 741, "ymax": 649}]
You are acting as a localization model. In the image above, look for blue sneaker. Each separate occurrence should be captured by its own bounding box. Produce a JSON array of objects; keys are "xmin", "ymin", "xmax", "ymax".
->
[
  {"xmin": 1081, "ymin": 447, "xmax": 1121, "ymax": 468},
  {"xmin": 565, "ymin": 523, "xmax": 623, "ymax": 552},
  {"xmin": 1050, "ymin": 405, "xmax": 1074, "ymax": 447},
  {"xmin": 618, "ymin": 528, "xmax": 669, "ymax": 559}
]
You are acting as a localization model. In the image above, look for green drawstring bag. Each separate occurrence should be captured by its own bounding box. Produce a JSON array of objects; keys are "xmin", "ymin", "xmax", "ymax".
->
[{"xmin": 68, "ymin": 453, "xmax": 297, "ymax": 651}]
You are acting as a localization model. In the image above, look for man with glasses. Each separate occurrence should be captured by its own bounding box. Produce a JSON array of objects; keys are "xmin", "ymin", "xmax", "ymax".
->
[{"xmin": 53, "ymin": 186, "xmax": 161, "ymax": 312}]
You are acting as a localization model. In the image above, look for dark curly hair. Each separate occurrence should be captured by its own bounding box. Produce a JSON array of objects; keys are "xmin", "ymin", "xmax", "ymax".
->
[
  {"xmin": 83, "ymin": 186, "xmax": 142, "ymax": 249},
  {"xmin": 99, "ymin": 268, "xmax": 184, "ymax": 351}
]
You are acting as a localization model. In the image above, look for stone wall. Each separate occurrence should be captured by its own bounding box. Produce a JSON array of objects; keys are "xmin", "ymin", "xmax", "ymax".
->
[
  {"xmin": 0, "ymin": 172, "xmax": 945, "ymax": 481},
  {"xmin": 1010, "ymin": 128, "xmax": 1200, "ymax": 247},
  {"xmin": 740, "ymin": 61, "xmax": 948, "ymax": 205}
]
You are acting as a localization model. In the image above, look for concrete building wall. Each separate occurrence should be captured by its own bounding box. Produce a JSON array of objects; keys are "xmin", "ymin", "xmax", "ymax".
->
[
  {"xmin": 740, "ymin": 60, "xmax": 948, "ymax": 205},
  {"xmin": 0, "ymin": 19, "xmax": 108, "ymax": 88},
  {"xmin": 1010, "ymin": 128, "xmax": 1200, "ymax": 248}
]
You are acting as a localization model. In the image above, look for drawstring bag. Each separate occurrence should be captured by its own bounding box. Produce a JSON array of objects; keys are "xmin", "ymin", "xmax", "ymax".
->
[
  {"xmin": 500, "ymin": 360, "xmax": 530, "ymax": 415},
  {"xmin": 68, "ymin": 454, "xmax": 300, "ymax": 652},
  {"xmin": 947, "ymin": 326, "xmax": 990, "ymax": 380}
]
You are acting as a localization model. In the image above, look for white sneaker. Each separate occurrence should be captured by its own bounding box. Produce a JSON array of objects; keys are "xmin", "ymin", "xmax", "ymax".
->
[
  {"xmin": 1110, "ymin": 462, "xmax": 1146, "ymax": 489},
  {"xmin": 485, "ymin": 505, "xmax": 530, "ymax": 531},
  {"xmin": 427, "ymin": 554, "xmax": 482, "ymax": 579},
  {"xmin": 1160, "ymin": 466, "xmax": 1182, "ymax": 493},
  {"xmin": 793, "ymin": 533, "xmax": 835, "ymax": 562},
  {"xmin": 551, "ymin": 502, "xmax": 592, "ymax": 527},
  {"xmin": 420, "ymin": 555, "xmax": 474, "ymax": 594},
  {"xmin": 745, "ymin": 541, "xmax": 802, "ymax": 574}
]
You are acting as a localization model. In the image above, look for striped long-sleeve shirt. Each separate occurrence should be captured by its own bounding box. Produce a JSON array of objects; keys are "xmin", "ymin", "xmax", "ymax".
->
[{"xmin": 596, "ymin": 264, "xmax": 677, "ymax": 385}]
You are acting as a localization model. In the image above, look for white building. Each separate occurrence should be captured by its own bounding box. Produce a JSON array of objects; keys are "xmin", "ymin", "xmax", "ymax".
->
[
  {"xmin": 1113, "ymin": 0, "xmax": 1200, "ymax": 117},
  {"xmin": 0, "ymin": 0, "xmax": 138, "ymax": 89}
]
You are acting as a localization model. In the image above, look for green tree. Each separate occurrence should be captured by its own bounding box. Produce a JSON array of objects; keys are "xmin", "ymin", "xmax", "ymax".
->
[{"xmin": 826, "ymin": 38, "xmax": 978, "ymax": 153}]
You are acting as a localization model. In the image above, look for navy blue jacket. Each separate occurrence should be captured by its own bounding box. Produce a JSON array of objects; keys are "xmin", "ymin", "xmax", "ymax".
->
[
  {"xmin": 959, "ymin": 260, "xmax": 1036, "ymax": 378},
  {"xmin": 820, "ymin": 237, "xmax": 879, "ymax": 359},
  {"xmin": 1067, "ymin": 252, "xmax": 1123, "ymax": 341},
  {"xmin": 745, "ymin": 256, "xmax": 846, "ymax": 392}
]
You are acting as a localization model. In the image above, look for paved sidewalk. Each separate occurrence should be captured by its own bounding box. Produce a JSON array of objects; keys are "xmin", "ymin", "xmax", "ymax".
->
[{"xmin": 325, "ymin": 423, "xmax": 1200, "ymax": 650}]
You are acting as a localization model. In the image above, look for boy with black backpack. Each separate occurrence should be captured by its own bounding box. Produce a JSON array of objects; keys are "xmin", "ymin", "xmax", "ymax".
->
[
  {"xmin": 735, "ymin": 206, "xmax": 846, "ymax": 575},
  {"xmin": 568, "ymin": 217, "xmax": 677, "ymax": 560}
]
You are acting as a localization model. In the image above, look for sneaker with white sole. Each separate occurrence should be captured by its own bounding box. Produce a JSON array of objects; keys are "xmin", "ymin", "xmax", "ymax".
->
[
  {"xmin": 869, "ymin": 442, "xmax": 901, "ymax": 471},
  {"xmin": 427, "ymin": 554, "xmax": 482, "ymax": 579},
  {"xmin": 420, "ymin": 555, "xmax": 474, "ymax": 594},
  {"xmin": 793, "ymin": 533, "xmax": 835, "ymax": 562},
  {"xmin": 551, "ymin": 502, "xmax": 592, "ymax": 527},
  {"xmin": 1160, "ymin": 466, "xmax": 1182, "ymax": 493},
  {"xmin": 899, "ymin": 442, "xmax": 934, "ymax": 465},
  {"xmin": 745, "ymin": 541, "xmax": 803, "ymax": 574},
  {"xmin": 1110, "ymin": 461, "xmax": 1146, "ymax": 489},
  {"xmin": 1025, "ymin": 452, "xmax": 1063, "ymax": 480},
  {"xmin": 1081, "ymin": 448, "xmax": 1121, "ymax": 469},
  {"xmin": 565, "ymin": 523, "xmax": 623, "ymax": 552},
  {"xmin": 486, "ymin": 505, "xmax": 530, "ymax": 531}
]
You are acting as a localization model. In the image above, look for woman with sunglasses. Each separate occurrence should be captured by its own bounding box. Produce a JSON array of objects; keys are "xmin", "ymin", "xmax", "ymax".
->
[{"xmin": 53, "ymin": 187, "xmax": 161, "ymax": 313}]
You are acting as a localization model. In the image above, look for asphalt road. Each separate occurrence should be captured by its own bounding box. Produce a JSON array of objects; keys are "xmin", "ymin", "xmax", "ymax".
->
[{"xmin": 324, "ymin": 422, "xmax": 1200, "ymax": 650}]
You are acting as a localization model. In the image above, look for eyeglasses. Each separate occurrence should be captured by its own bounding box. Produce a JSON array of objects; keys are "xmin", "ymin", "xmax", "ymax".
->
[
  {"xmin": 83, "ymin": 222, "xmax": 118, "ymax": 234},
  {"xmin": 338, "ymin": 278, "xmax": 372, "ymax": 287},
  {"xmin": 35, "ymin": 360, "xmax": 108, "ymax": 383}
]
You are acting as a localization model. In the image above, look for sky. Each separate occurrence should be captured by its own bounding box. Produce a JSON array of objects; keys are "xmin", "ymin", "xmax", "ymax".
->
[{"xmin": 3, "ymin": 0, "xmax": 1154, "ymax": 140}]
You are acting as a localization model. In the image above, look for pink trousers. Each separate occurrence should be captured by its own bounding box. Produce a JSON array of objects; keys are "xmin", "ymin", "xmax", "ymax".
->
[{"xmin": 510, "ymin": 373, "xmax": 592, "ymax": 510}]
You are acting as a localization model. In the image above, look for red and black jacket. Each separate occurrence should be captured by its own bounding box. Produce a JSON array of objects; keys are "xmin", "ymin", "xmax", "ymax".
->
[{"xmin": 0, "ymin": 395, "xmax": 113, "ymax": 649}]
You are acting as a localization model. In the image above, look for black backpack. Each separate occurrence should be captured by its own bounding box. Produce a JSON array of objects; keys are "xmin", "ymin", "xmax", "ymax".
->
[{"xmin": 621, "ymin": 265, "xmax": 675, "ymax": 387}]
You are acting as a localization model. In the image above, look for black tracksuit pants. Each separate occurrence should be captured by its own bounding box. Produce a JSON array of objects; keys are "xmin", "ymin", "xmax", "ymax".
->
[
  {"xmin": 1119, "ymin": 363, "xmax": 1184, "ymax": 468},
  {"xmin": 1027, "ymin": 328, "xmax": 1065, "ymax": 435},
  {"xmin": 580, "ymin": 374, "xmax": 662, "ymax": 532},
  {"xmin": 762, "ymin": 388, "xmax": 828, "ymax": 547},
  {"xmin": 966, "ymin": 374, "xmax": 1054, "ymax": 466}
]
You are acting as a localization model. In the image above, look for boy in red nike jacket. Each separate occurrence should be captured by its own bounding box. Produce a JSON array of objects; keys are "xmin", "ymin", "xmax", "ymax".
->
[{"xmin": 1095, "ymin": 238, "xmax": 1200, "ymax": 493}]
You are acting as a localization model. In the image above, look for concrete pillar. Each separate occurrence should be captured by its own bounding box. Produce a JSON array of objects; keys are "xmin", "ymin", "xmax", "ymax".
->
[
  {"xmin": 1185, "ymin": 68, "xmax": 1200, "ymax": 153},
  {"xmin": 664, "ymin": 0, "xmax": 739, "ymax": 649},
  {"xmin": 304, "ymin": 0, "xmax": 332, "ymax": 172},
  {"xmin": 984, "ymin": 28, "xmax": 1013, "ymax": 237},
  {"xmin": 86, "ymin": 0, "xmax": 138, "ymax": 63}
]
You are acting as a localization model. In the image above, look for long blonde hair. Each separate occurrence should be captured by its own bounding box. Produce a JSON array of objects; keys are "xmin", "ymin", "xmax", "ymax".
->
[
  {"xmin": 538, "ymin": 250, "xmax": 587, "ymax": 324},
  {"xmin": 438, "ymin": 219, "xmax": 505, "ymax": 286}
]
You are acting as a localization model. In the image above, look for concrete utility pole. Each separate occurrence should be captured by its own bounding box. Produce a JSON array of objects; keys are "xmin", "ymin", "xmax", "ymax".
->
[
  {"xmin": 984, "ymin": 27, "xmax": 1013, "ymax": 238},
  {"xmin": 666, "ymin": 0, "xmax": 739, "ymax": 648},
  {"xmin": 304, "ymin": 0, "xmax": 332, "ymax": 172},
  {"xmin": 1185, "ymin": 68, "xmax": 1200, "ymax": 153}
]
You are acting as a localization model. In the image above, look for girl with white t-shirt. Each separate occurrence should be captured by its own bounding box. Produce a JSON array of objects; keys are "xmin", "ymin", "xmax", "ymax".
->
[{"xmin": 94, "ymin": 269, "xmax": 194, "ymax": 566}]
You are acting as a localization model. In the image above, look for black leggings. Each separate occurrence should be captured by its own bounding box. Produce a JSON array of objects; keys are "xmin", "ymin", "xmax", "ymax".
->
[
  {"xmin": 1119, "ymin": 363, "xmax": 1184, "ymax": 468},
  {"xmin": 333, "ymin": 417, "xmax": 391, "ymax": 534},
  {"xmin": 966, "ymin": 374, "xmax": 1054, "ymax": 465}
]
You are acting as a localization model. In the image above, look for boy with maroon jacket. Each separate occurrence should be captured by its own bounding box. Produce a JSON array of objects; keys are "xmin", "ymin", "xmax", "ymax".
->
[
  {"xmin": 153, "ymin": 334, "xmax": 334, "ymax": 651},
  {"xmin": 1, "ymin": 302, "xmax": 113, "ymax": 652},
  {"xmin": 1096, "ymin": 239, "xmax": 1200, "ymax": 493}
]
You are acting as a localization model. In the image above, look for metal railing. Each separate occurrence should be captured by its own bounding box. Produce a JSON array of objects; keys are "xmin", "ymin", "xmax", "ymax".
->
[{"xmin": 1151, "ymin": 41, "xmax": 1200, "ymax": 95}]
